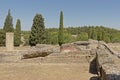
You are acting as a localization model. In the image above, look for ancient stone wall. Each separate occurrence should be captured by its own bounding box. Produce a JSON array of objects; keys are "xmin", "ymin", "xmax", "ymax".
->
[{"xmin": 96, "ymin": 44, "xmax": 120, "ymax": 80}]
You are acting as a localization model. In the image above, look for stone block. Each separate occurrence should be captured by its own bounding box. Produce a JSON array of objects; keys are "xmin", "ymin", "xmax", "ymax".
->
[{"xmin": 6, "ymin": 32, "xmax": 14, "ymax": 51}]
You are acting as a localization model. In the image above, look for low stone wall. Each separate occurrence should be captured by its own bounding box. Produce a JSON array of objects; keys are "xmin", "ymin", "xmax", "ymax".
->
[
  {"xmin": 96, "ymin": 46, "xmax": 120, "ymax": 80},
  {"xmin": 0, "ymin": 44, "xmax": 59, "ymax": 62},
  {"xmin": 22, "ymin": 51, "xmax": 52, "ymax": 59}
]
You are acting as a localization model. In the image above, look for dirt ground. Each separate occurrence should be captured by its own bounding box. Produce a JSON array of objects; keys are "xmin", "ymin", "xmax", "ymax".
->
[
  {"xmin": 0, "ymin": 45, "xmax": 97, "ymax": 80},
  {"xmin": 0, "ymin": 63, "xmax": 95, "ymax": 80}
]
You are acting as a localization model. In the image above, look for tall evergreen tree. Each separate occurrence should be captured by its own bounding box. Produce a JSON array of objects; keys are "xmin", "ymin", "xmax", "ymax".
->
[
  {"xmin": 58, "ymin": 11, "xmax": 64, "ymax": 46},
  {"xmin": 14, "ymin": 19, "xmax": 21, "ymax": 46},
  {"xmin": 29, "ymin": 14, "xmax": 46, "ymax": 46},
  {"xmin": 91, "ymin": 29, "xmax": 97, "ymax": 40},
  {"xmin": 3, "ymin": 9, "xmax": 14, "ymax": 32}
]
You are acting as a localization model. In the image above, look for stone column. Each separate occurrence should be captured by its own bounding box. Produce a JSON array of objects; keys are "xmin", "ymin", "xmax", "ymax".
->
[{"xmin": 6, "ymin": 32, "xmax": 14, "ymax": 51}]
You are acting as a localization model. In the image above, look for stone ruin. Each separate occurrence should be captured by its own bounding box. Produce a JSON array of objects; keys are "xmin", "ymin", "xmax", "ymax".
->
[
  {"xmin": 1, "ymin": 35, "xmax": 120, "ymax": 80},
  {"xmin": 60, "ymin": 39, "xmax": 100, "ymax": 53},
  {"xmin": 96, "ymin": 43, "xmax": 120, "ymax": 80},
  {"xmin": 6, "ymin": 32, "xmax": 14, "ymax": 51},
  {"xmin": 60, "ymin": 40, "xmax": 120, "ymax": 80}
]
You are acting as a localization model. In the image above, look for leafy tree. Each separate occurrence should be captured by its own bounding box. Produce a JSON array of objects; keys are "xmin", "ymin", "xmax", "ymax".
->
[
  {"xmin": 77, "ymin": 32, "xmax": 88, "ymax": 41},
  {"xmin": 91, "ymin": 29, "xmax": 97, "ymax": 40},
  {"xmin": 21, "ymin": 31, "xmax": 30, "ymax": 46},
  {"xmin": 63, "ymin": 30, "xmax": 76, "ymax": 43},
  {"xmin": 45, "ymin": 30, "xmax": 52, "ymax": 44},
  {"xmin": 14, "ymin": 19, "xmax": 21, "ymax": 46},
  {"xmin": 0, "ymin": 29, "xmax": 5, "ymax": 46},
  {"xmin": 29, "ymin": 14, "xmax": 46, "ymax": 46},
  {"xmin": 3, "ymin": 9, "xmax": 14, "ymax": 32},
  {"xmin": 58, "ymin": 11, "xmax": 64, "ymax": 46},
  {"xmin": 104, "ymin": 36, "xmax": 111, "ymax": 43},
  {"xmin": 50, "ymin": 32, "xmax": 58, "ymax": 44},
  {"xmin": 111, "ymin": 32, "xmax": 120, "ymax": 43},
  {"xmin": 24, "ymin": 26, "xmax": 120, "ymax": 45},
  {"xmin": 97, "ymin": 31, "xmax": 102, "ymax": 41},
  {"xmin": 88, "ymin": 27, "xmax": 92, "ymax": 38}
]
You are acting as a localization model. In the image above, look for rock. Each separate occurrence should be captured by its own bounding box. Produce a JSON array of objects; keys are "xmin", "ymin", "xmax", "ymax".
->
[
  {"xmin": 61, "ymin": 43, "xmax": 78, "ymax": 53},
  {"xmin": 21, "ymin": 44, "xmax": 60, "ymax": 59},
  {"xmin": 22, "ymin": 51, "xmax": 52, "ymax": 59}
]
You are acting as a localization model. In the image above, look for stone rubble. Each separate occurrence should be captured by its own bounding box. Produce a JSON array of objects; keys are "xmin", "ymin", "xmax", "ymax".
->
[{"xmin": 96, "ymin": 43, "xmax": 120, "ymax": 80}]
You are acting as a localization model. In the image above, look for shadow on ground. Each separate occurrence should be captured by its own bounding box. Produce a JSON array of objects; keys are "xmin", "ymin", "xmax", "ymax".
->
[
  {"xmin": 89, "ymin": 57, "xmax": 97, "ymax": 74},
  {"xmin": 90, "ymin": 76, "xmax": 100, "ymax": 80},
  {"xmin": 89, "ymin": 57, "xmax": 100, "ymax": 80}
]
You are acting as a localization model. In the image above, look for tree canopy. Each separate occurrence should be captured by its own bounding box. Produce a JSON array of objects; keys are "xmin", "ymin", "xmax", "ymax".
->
[
  {"xmin": 29, "ymin": 14, "xmax": 46, "ymax": 46},
  {"xmin": 14, "ymin": 19, "xmax": 21, "ymax": 46},
  {"xmin": 3, "ymin": 9, "xmax": 14, "ymax": 32},
  {"xmin": 58, "ymin": 11, "xmax": 64, "ymax": 46}
]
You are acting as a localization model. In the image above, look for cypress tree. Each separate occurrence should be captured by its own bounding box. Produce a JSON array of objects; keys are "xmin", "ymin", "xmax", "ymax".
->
[
  {"xmin": 3, "ymin": 9, "xmax": 14, "ymax": 32},
  {"xmin": 14, "ymin": 19, "xmax": 21, "ymax": 46},
  {"xmin": 58, "ymin": 11, "xmax": 64, "ymax": 46},
  {"xmin": 91, "ymin": 28, "xmax": 97, "ymax": 40},
  {"xmin": 29, "ymin": 14, "xmax": 46, "ymax": 46}
]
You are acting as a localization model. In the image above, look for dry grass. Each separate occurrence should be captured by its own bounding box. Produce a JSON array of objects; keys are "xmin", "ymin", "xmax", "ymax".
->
[
  {"xmin": 0, "ymin": 45, "xmax": 96, "ymax": 80},
  {"xmin": 0, "ymin": 63, "xmax": 94, "ymax": 80},
  {"xmin": 0, "ymin": 46, "xmax": 30, "ymax": 52}
]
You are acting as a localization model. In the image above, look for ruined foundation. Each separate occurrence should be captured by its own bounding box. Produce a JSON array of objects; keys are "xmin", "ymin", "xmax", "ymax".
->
[{"xmin": 96, "ymin": 42, "xmax": 120, "ymax": 80}]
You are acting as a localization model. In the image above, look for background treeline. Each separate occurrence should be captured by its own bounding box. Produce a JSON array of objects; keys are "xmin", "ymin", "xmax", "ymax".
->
[
  {"xmin": 1, "ymin": 10, "xmax": 120, "ymax": 46},
  {"xmin": 21, "ymin": 26, "xmax": 120, "ymax": 45},
  {"xmin": 1, "ymin": 26, "xmax": 120, "ymax": 46},
  {"xmin": 65, "ymin": 26, "xmax": 120, "ymax": 43}
]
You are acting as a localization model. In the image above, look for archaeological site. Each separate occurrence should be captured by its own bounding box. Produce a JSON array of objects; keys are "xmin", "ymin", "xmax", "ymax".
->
[
  {"xmin": 1, "ymin": 1, "xmax": 120, "ymax": 80},
  {"xmin": 0, "ymin": 33, "xmax": 120, "ymax": 80}
]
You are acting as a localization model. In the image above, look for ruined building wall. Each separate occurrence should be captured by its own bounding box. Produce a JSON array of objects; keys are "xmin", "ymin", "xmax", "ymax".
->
[{"xmin": 96, "ymin": 44, "xmax": 120, "ymax": 80}]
